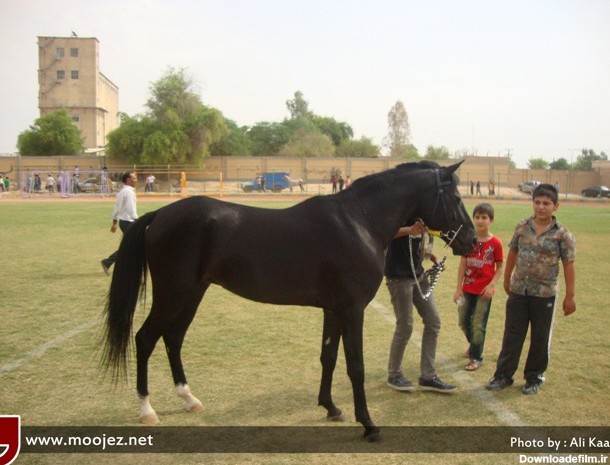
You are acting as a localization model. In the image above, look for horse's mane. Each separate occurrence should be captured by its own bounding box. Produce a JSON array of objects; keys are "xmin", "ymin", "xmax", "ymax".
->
[
  {"xmin": 395, "ymin": 160, "xmax": 440, "ymax": 171},
  {"xmin": 349, "ymin": 160, "xmax": 440, "ymax": 191}
]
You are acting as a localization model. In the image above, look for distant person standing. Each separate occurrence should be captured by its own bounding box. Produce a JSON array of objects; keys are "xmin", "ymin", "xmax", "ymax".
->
[
  {"xmin": 476, "ymin": 181, "xmax": 481, "ymax": 196},
  {"xmin": 101, "ymin": 172, "xmax": 138, "ymax": 275},
  {"xmin": 146, "ymin": 174, "xmax": 156, "ymax": 192},
  {"xmin": 554, "ymin": 181, "xmax": 560, "ymax": 193},
  {"xmin": 46, "ymin": 174, "xmax": 56, "ymax": 193}
]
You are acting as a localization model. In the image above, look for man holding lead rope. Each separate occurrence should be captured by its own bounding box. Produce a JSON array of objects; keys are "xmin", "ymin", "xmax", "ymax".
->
[{"xmin": 385, "ymin": 219, "xmax": 458, "ymax": 393}]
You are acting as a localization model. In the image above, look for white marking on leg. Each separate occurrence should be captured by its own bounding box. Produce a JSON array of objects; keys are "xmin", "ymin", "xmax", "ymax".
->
[
  {"xmin": 176, "ymin": 383, "xmax": 204, "ymax": 413},
  {"xmin": 138, "ymin": 395, "xmax": 159, "ymax": 424}
]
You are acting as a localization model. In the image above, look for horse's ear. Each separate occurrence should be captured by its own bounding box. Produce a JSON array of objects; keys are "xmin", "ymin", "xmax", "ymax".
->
[{"xmin": 447, "ymin": 160, "xmax": 464, "ymax": 174}]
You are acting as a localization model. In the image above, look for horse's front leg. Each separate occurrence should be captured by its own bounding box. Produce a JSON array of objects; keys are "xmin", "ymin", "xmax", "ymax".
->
[
  {"xmin": 318, "ymin": 309, "xmax": 345, "ymax": 421},
  {"xmin": 341, "ymin": 309, "xmax": 380, "ymax": 442}
]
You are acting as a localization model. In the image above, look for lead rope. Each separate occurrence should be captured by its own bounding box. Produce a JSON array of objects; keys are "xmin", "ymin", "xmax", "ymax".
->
[{"xmin": 408, "ymin": 234, "xmax": 446, "ymax": 301}]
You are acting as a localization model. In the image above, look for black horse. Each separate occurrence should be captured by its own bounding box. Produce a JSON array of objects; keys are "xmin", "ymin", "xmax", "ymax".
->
[{"xmin": 102, "ymin": 160, "xmax": 476, "ymax": 441}]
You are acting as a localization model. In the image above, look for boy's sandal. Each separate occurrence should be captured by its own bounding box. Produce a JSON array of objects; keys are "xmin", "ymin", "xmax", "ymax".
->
[{"xmin": 465, "ymin": 360, "xmax": 482, "ymax": 371}]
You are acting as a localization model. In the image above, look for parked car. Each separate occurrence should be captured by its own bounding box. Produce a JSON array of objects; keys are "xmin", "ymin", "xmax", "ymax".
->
[
  {"xmin": 518, "ymin": 181, "xmax": 541, "ymax": 193},
  {"xmin": 581, "ymin": 185, "xmax": 610, "ymax": 198},
  {"xmin": 77, "ymin": 177, "xmax": 116, "ymax": 193},
  {"xmin": 240, "ymin": 172, "xmax": 290, "ymax": 193}
]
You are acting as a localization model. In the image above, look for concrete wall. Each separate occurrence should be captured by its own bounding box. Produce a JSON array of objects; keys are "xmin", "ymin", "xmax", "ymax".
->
[{"xmin": 1, "ymin": 155, "xmax": 606, "ymax": 194}]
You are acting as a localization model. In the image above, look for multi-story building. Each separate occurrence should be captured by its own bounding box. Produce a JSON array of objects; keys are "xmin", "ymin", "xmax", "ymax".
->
[{"xmin": 37, "ymin": 36, "xmax": 119, "ymax": 151}]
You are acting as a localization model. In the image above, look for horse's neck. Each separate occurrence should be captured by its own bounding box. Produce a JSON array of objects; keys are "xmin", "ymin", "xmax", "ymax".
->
[{"xmin": 353, "ymin": 170, "xmax": 435, "ymax": 242}]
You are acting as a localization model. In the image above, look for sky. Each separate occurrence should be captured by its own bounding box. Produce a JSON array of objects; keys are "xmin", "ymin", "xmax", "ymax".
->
[{"xmin": 1, "ymin": 0, "xmax": 608, "ymax": 168}]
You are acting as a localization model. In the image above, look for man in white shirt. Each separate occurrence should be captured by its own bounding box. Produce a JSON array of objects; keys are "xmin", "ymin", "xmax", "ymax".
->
[
  {"xmin": 101, "ymin": 172, "xmax": 138, "ymax": 275},
  {"xmin": 145, "ymin": 174, "xmax": 156, "ymax": 192}
]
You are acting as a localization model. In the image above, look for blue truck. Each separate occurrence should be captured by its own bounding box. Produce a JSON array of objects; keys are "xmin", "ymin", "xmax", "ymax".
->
[{"xmin": 240, "ymin": 172, "xmax": 290, "ymax": 193}]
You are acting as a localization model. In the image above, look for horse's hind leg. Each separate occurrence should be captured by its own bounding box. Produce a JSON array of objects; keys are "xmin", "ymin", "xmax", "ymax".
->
[
  {"xmin": 135, "ymin": 311, "xmax": 166, "ymax": 424},
  {"xmin": 163, "ymin": 287, "xmax": 208, "ymax": 414},
  {"xmin": 318, "ymin": 309, "xmax": 345, "ymax": 421},
  {"xmin": 134, "ymin": 285, "xmax": 204, "ymax": 424}
]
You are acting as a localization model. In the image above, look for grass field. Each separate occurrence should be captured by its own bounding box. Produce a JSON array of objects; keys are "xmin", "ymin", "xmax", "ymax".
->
[{"xmin": 0, "ymin": 197, "xmax": 609, "ymax": 465}]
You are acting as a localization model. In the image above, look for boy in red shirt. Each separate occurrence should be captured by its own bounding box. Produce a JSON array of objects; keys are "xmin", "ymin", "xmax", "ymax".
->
[{"xmin": 454, "ymin": 203, "xmax": 504, "ymax": 371}]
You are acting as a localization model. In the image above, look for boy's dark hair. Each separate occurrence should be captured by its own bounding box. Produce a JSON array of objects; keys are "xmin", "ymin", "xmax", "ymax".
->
[
  {"xmin": 473, "ymin": 202, "xmax": 494, "ymax": 220},
  {"xmin": 533, "ymin": 183, "xmax": 558, "ymax": 203}
]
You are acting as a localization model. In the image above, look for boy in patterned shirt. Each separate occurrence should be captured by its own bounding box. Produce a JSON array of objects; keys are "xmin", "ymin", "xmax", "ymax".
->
[{"xmin": 486, "ymin": 184, "xmax": 576, "ymax": 394}]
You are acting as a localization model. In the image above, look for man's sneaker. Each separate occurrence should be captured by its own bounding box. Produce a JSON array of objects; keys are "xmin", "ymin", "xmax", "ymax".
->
[
  {"xmin": 418, "ymin": 375, "xmax": 457, "ymax": 393},
  {"xmin": 101, "ymin": 260, "xmax": 111, "ymax": 275},
  {"xmin": 485, "ymin": 376, "xmax": 514, "ymax": 391},
  {"xmin": 522, "ymin": 382, "xmax": 541, "ymax": 395},
  {"xmin": 387, "ymin": 374, "xmax": 415, "ymax": 391}
]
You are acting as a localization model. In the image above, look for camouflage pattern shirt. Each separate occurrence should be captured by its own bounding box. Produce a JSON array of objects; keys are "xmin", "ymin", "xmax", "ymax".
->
[{"xmin": 508, "ymin": 216, "xmax": 576, "ymax": 298}]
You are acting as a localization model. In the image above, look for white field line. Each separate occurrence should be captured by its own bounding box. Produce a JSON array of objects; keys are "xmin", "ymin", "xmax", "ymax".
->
[
  {"xmin": 1, "ymin": 300, "xmax": 523, "ymax": 426},
  {"xmin": 368, "ymin": 298, "xmax": 524, "ymax": 427},
  {"xmin": 0, "ymin": 321, "xmax": 96, "ymax": 378}
]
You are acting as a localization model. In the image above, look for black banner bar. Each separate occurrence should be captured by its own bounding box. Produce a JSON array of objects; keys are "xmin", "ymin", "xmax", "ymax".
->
[{"xmin": 20, "ymin": 426, "xmax": 610, "ymax": 454}]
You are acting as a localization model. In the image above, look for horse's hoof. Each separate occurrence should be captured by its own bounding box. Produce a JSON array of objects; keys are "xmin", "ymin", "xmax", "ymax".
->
[
  {"xmin": 139, "ymin": 413, "xmax": 160, "ymax": 425},
  {"xmin": 185, "ymin": 401, "xmax": 204, "ymax": 413},
  {"xmin": 363, "ymin": 426, "xmax": 381, "ymax": 442},
  {"xmin": 326, "ymin": 409, "xmax": 345, "ymax": 422}
]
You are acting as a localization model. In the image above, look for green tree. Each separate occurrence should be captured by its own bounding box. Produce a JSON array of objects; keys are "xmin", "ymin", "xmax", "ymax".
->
[
  {"xmin": 424, "ymin": 145, "xmax": 450, "ymax": 160},
  {"xmin": 209, "ymin": 119, "xmax": 251, "ymax": 156},
  {"xmin": 107, "ymin": 68, "xmax": 227, "ymax": 164},
  {"xmin": 336, "ymin": 137, "xmax": 380, "ymax": 158},
  {"xmin": 278, "ymin": 128, "xmax": 335, "ymax": 157},
  {"xmin": 386, "ymin": 100, "xmax": 411, "ymax": 157},
  {"xmin": 528, "ymin": 157, "xmax": 549, "ymax": 169},
  {"xmin": 549, "ymin": 158, "xmax": 571, "ymax": 170},
  {"xmin": 285, "ymin": 91, "xmax": 312, "ymax": 120},
  {"xmin": 395, "ymin": 144, "xmax": 420, "ymax": 159},
  {"xmin": 106, "ymin": 113, "xmax": 155, "ymax": 163},
  {"xmin": 573, "ymin": 148, "xmax": 608, "ymax": 171},
  {"xmin": 248, "ymin": 121, "xmax": 292, "ymax": 156},
  {"xmin": 312, "ymin": 115, "xmax": 353, "ymax": 147},
  {"xmin": 17, "ymin": 109, "xmax": 84, "ymax": 155}
]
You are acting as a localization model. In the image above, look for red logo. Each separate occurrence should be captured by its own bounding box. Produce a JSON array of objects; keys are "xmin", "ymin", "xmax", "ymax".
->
[{"xmin": 0, "ymin": 416, "xmax": 20, "ymax": 465}]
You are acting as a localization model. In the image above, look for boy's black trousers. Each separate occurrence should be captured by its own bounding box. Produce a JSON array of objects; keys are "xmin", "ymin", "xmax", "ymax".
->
[{"xmin": 494, "ymin": 292, "xmax": 556, "ymax": 384}]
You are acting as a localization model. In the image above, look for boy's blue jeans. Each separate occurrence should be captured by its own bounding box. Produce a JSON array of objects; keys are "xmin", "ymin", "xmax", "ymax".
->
[{"xmin": 457, "ymin": 291, "xmax": 492, "ymax": 362}]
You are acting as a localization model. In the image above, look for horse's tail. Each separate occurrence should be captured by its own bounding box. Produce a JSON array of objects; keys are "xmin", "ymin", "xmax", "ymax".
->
[{"xmin": 101, "ymin": 210, "xmax": 158, "ymax": 381}]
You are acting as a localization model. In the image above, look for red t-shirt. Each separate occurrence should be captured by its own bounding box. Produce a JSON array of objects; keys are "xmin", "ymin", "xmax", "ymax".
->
[{"xmin": 462, "ymin": 235, "xmax": 504, "ymax": 295}]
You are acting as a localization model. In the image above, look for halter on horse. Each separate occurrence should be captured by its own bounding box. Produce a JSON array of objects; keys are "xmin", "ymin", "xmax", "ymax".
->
[{"xmin": 101, "ymin": 160, "xmax": 476, "ymax": 442}]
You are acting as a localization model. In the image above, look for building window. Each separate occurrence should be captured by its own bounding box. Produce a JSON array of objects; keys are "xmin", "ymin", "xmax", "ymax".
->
[
  {"xmin": 70, "ymin": 48, "xmax": 78, "ymax": 57},
  {"xmin": 56, "ymin": 70, "xmax": 65, "ymax": 80},
  {"xmin": 71, "ymin": 70, "xmax": 79, "ymax": 79},
  {"xmin": 71, "ymin": 115, "xmax": 80, "ymax": 122},
  {"xmin": 56, "ymin": 48, "xmax": 65, "ymax": 58}
]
